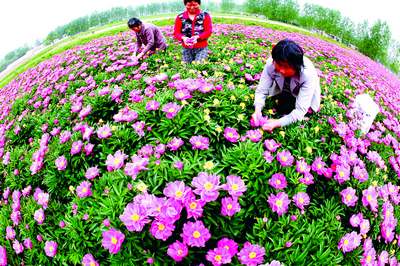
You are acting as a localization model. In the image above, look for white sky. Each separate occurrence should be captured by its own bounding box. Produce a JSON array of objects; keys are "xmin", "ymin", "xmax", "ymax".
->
[{"xmin": 0, "ymin": 0, "xmax": 399, "ymax": 60}]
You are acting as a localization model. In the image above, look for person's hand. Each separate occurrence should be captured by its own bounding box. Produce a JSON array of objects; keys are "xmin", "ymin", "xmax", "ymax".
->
[
  {"xmin": 251, "ymin": 110, "xmax": 262, "ymax": 127},
  {"xmin": 182, "ymin": 36, "xmax": 189, "ymax": 45},
  {"xmin": 262, "ymin": 119, "xmax": 281, "ymax": 132},
  {"xmin": 136, "ymin": 52, "xmax": 144, "ymax": 59}
]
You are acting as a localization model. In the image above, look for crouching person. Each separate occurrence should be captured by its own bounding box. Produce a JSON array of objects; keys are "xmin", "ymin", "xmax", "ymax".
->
[
  {"xmin": 127, "ymin": 17, "xmax": 167, "ymax": 60},
  {"xmin": 252, "ymin": 39, "xmax": 321, "ymax": 131}
]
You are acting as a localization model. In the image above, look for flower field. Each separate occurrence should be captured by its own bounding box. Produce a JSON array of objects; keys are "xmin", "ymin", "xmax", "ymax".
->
[{"xmin": 0, "ymin": 23, "xmax": 400, "ymax": 265}]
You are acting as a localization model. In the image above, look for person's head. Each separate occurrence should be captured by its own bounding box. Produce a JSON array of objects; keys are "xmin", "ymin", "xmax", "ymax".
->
[
  {"xmin": 271, "ymin": 39, "xmax": 304, "ymax": 77},
  {"xmin": 184, "ymin": 0, "xmax": 201, "ymax": 13},
  {"xmin": 128, "ymin": 18, "xmax": 142, "ymax": 33}
]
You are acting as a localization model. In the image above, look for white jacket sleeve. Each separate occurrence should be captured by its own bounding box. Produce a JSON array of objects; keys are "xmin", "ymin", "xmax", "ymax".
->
[{"xmin": 254, "ymin": 61, "xmax": 274, "ymax": 111}]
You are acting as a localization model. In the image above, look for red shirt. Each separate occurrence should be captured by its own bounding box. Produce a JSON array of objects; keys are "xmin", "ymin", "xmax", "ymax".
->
[{"xmin": 174, "ymin": 9, "xmax": 212, "ymax": 49}]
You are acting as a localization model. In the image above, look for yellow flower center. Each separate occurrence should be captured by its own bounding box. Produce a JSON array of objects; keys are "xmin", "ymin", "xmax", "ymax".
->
[
  {"xmin": 215, "ymin": 255, "xmax": 222, "ymax": 262},
  {"xmin": 111, "ymin": 237, "xmax": 117, "ymax": 244},
  {"xmin": 281, "ymin": 156, "xmax": 287, "ymax": 162},
  {"xmin": 366, "ymin": 255, "xmax": 372, "ymax": 263},
  {"xmin": 82, "ymin": 188, "xmax": 87, "ymax": 193},
  {"xmin": 367, "ymin": 195, "xmax": 372, "ymax": 201},
  {"xmin": 175, "ymin": 190, "xmax": 183, "ymax": 198},
  {"xmin": 158, "ymin": 224, "xmax": 165, "ymax": 231},
  {"xmin": 346, "ymin": 194, "xmax": 352, "ymax": 201},
  {"xmin": 90, "ymin": 262, "xmax": 96, "ymax": 266},
  {"xmin": 168, "ymin": 108, "xmax": 175, "ymax": 113},
  {"xmin": 193, "ymin": 231, "xmax": 201, "ymax": 239},
  {"xmin": 204, "ymin": 182, "xmax": 213, "ymax": 191},
  {"xmin": 339, "ymin": 171, "xmax": 344, "ymax": 177},
  {"xmin": 131, "ymin": 214, "xmax": 140, "ymax": 221},
  {"xmin": 227, "ymin": 204, "xmax": 233, "ymax": 210},
  {"xmin": 344, "ymin": 239, "xmax": 349, "ymax": 245},
  {"xmin": 190, "ymin": 202, "xmax": 197, "ymax": 209},
  {"xmin": 49, "ymin": 246, "xmax": 53, "ymax": 252},
  {"xmin": 276, "ymin": 199, "xmax": 283, "ymax": 207},
  {"xmin": 317, "ymin": 164, "xmax": 322, "ymax": 169},
  {"xmin": 249, "ymin": 252, "xmax": 257, "ymax": 259},
  {"xmin": 228, "ymin": 133, "xmax": 233, "ymax": 137},
  {"xmin": 299, "ymin": 198, "xmax": 304, "ymax": 204},
  {"xmin": 178, "ymin": 249, "xmax": 183, "ymax": 256},
  {"xmin": 113, "ymin": 158, "xmax": 121, "ymax": 165},
  {"xmin": 231, "ymin": 184, "xmax": 238, "ymax": 191},
  {"xmin": 276, "ymin": 180, "xmax": 281, "ymax": 185},
  {"xmin": 195, "ymin": 141, "xmax": 201, "ymax": 146}
]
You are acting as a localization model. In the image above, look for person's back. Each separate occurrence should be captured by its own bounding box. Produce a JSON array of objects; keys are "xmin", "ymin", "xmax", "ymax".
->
[
  {"xmin": 127, "ymin": 18, "xmax": 167, "ymax": 60},
  {"xmin": 135, "ymin": 23, "xmax": 167, "ymax": 52}
]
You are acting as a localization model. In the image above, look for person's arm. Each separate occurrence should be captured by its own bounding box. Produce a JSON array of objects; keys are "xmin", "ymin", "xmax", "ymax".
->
[
  {"xmin": 134, "ymin": 33, "xmax": 142, "ymax": 55},
  {"xmin": 197, "ymin": 14, "xmax": 212, "ymax": 41},
  {"xmin": 139, "ymin": 28, "xmax": 155, "ymax": 56},
  {"xmin": 254, "ymin": 61, "xmax": 274, "ymax": 112},
  {"xmin": 278, "ymin": 75, "xmax": 318, "ymax": 127},
  {"xmin": 174, "ymin": 16, "xmax": 184, "ymax": 42}
]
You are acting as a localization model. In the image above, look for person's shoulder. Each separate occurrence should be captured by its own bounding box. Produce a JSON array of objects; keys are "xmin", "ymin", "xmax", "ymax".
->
[
  {"xmin": 301, "ymin": 56, "xmax": 319, "ymax": 81},
  {"xmin": 265, "ymin": 57, "xmax": 274, "ymax": 71},
  {"xmin": 302, "ymin": 57, "xmax": 317, "ymax": 73},
  {"xmin": 177, "ymin": 11, "xmax": 185, "ymax": 18}
]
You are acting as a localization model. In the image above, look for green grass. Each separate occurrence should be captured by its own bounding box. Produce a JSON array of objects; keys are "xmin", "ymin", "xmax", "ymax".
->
[{"xmin": 0, "ymin": 13, "xmax": 347, "ymax": 89}]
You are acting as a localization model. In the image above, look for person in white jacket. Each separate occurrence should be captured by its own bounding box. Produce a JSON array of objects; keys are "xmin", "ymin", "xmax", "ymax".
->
[{"xmin": 252, "ymin": 39, "xmax": 321, "ymax": 131}]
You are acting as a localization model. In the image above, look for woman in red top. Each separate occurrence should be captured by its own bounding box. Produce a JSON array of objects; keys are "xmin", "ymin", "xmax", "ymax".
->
[{"xmin": 174, "ymin": 0, "xmax": 212, "ymax": 63}]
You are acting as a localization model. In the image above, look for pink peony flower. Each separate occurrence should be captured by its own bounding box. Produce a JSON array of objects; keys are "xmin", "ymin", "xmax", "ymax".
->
[
  {"xmin": 292, "ymin": 192, "xmax": 310, "ymax": 210},
  {"xmin": 237, "ymin": 242, "xmax": 265, "ymax": 266},
  {"xmin": 34, "ymin": 208, "xmax": 45, "ymax": 224},
  {"xmin": 76, "ymin": 181, "xmax": 92, "ymax": 198},
  {"xmin": 192, "ymin": 172, "xmax": 221, "ymax": 202},
  {"xmin": 181, "ymin": 220, "xmax": 211, "ymax": 247},
  {"xmin": 276, "ymin": 150, "xmax": 294, "ymax": 167},
  {"xmin": 224, "ymin": 175, "xmax": 247, "ymax": 197},
  {"xmin": 221, "ymin": 197, "xmax": 241, "ymax": 217},
  {"xmin": 162, "ymin": 102, "xmax": 182, "ymax": 119},
  {"xmin": 149, "ymin": 219, "xmax": 175, "ymax": 241},
  {"xmin": 44, "ymin": 241, "xmax": 58, "ymax": 257},
  {"xmin": 55, "ymin": 155, "xmax": 67, "ymax": 171},
  {"xmin": 82, "ymin": 253, "xmax": 99, "ymax": 266},
  {"xmin": 119, "ymin": 202, "xmax": 150, "ymax": 232},
  {"xmin": 340, "ymin": 187, "xmax": 358, "ymax": 207},
  {"xmin": 267, "ymin": 192, "xmax": 290, "ymax": 216},
  {"xmin": 167, "ymin": 241, "xmax": 188, "ymax": 262},
  {"xmin": 189, "ymin": 135, "xmax": 210, "ymax": 150},
  {"xmin": 85, "ymin": 166, "xmax": 100, "ymax": 180},
  {"xmin": 105, "ymin": 150, "xmax": 128, "ymax": 171},
  {"xmin": 224, "ymin": 127, "xmax": 240, "ymax": 143},
  {"xmin": 97, "ymin": 125, "xmax": 112, "ymax": 139},
  {"xmin": 206, "ymin": 247, "xmax": 232, "ymax": 265},
  {"xmin": 102, "ymin": 228, "xmax": 125, "ymax": 254},
  {"xmin": 268, "ymin": 173, "xmax": 287, "ymax": 190}
]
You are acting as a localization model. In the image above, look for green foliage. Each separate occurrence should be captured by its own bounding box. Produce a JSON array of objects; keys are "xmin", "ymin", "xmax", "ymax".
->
[{"xmin": 0, "ymin": 46, "xmax": 31, "ymax": 72}]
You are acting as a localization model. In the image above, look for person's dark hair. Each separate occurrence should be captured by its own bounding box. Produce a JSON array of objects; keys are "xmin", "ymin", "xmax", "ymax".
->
[
  {"xmin": 127, "ymin": 18, "xmax": 142, "ymax": 29},
  {"xmin": 184, "ymin": 0, "xmax": 201, "ymax": 5},
  {"xmin": 271, "ymin": 39, "xmax": 304, "ymax": 74}
]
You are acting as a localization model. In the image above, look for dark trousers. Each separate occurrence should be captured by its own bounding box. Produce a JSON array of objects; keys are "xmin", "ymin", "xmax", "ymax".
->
[{"xmin": 272, "ymin": 91, "xmax": 296, "ymax": 116}]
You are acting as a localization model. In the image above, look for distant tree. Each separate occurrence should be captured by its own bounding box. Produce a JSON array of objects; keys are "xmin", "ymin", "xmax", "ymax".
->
[
  {"xmin": 357, "ymin": 20, "xmax": 391, "ymax": 63},
  {"xmin": 221, "ymin": 0, "xmax": 235, "ymax": 12},
  {"xmin": 0, "ymin": 46, "xmax": 30, "ymax": 72}
]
